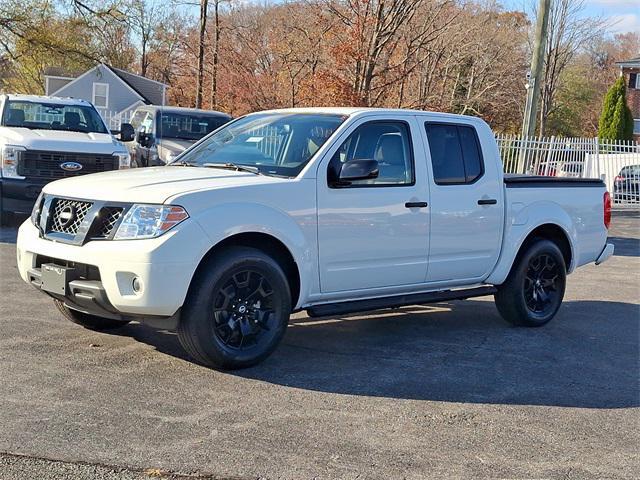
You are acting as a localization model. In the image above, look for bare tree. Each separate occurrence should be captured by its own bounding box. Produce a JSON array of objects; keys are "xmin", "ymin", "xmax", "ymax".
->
[
  {"xmin": 537, "ymin": 0, "xmax": 606, "ymax": 135},
  {"xmin": 129, "ymin": 0, "xmax": 164, "ymax": 76}
]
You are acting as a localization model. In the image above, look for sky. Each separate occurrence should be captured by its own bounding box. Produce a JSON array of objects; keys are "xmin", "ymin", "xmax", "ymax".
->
[
  {"xmin": 173, "ymin": 0, "xmax": 638, "ymax": 37},
  {"xmin": 500, "ymin": 0, "xmax": 640, "ymax": 35}
]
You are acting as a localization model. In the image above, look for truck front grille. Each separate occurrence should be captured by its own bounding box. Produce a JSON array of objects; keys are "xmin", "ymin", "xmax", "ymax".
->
[
  {"xmin": 40, "ymin": 196, "xmax": 129, "ymax": 244},
  {"xmin": 19, "ymin": 150, "xmax": 118, "ymax": 180},
  {"xmin": 49, "ymin": 198, "xmax": 93, "ymax": 235}
]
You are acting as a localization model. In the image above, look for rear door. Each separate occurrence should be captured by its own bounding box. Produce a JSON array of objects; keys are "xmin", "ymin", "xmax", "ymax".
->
[{"xmin": 422, "ymin": 120, "xmax": 503, "ymax": 283}]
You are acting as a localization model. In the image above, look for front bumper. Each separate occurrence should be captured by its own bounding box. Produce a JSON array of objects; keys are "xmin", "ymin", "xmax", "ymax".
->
[
  {"xmin": 16, "ymin": 219, "xmax": 211, "ymax": 317},
  {"xmin": 27, "ymin": 265, "xmax": 124, "ymax": 319},
  {"xmin": 1, "ymin": 178, "xmax": 45, "ymax": 214}
]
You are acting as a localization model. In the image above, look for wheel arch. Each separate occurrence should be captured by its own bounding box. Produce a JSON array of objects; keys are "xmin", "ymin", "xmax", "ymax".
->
[
  {"xmin": 517, "ymin": 223, "xmax": 572, "ymax": 269},
  {"xmin": 190, "ymin": 231, "xmax": 302, "ymax": 311},
  {"xmin": 487, "ymin": 220, "xmax": 575, "ymax": 286}
]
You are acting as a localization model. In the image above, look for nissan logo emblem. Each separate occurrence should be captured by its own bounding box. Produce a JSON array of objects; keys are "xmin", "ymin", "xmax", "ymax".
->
[
  {"xmin": 58, "ymin": 205, "xmax": 76, "ymax": 228},
  {"xmin": 60, "ymin": 161, "xmax": 83, "ymax": 172}
]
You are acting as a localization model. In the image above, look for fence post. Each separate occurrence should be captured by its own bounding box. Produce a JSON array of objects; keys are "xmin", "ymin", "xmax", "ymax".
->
[
  {"xmin": 542, "ymin": 136, "xmax": 555, "ymax": 176},
  {"xmin": 594, "ymin": 138, "xmax": 602, "ymax": 180}
]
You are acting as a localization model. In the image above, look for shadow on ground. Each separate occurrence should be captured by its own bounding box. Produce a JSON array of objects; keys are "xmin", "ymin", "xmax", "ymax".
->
[
  {"xmin": 111, "ymin": 299, "xmax": 639, "ymax": 409},
  {"xmin": 609, "ymin": 236, "xmax": 640, "ymax": 257}
]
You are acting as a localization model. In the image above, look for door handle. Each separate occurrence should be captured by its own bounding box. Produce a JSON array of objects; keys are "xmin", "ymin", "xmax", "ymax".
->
[
  {"xmin": 405, "ymin": 201, "xmax": 428, "ymax": 208},
  {"xmin": 477, "ymin": 198, "xmax": 497, "ymax": 205}
]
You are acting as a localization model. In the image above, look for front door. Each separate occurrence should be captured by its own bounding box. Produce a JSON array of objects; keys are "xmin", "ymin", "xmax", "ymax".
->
[{"xmin": 317, "ymin": 116, "xmax": 430, "ymax": 293}]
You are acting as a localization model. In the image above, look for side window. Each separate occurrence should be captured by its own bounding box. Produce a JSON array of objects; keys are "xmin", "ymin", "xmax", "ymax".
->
[
  {"xmin": 130, "ymin": 110, "xmax": 147, "ymax": 130},
  {"xmin": 329, "ymin": 121, "xmax": 414, "ymax": 186},
  {"xmin": 141, "ymin": 113, "xmax": 154, "ymax": 134},
  {"xmin": 425, "ymin": 123, "xmax": 484, "ymax": 185}
]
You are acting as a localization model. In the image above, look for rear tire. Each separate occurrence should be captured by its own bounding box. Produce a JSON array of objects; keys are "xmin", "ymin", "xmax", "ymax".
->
[
  {"xmin": 495, "ymin": 238, "xmax": 566, "ymax": 327},
  {"xmin": 54, "ymin": 299, "xmax": 131, "ymax": 330},
  {"xmin": 177, "ymin": 247, "xmax": 292, "ymax": 370}
]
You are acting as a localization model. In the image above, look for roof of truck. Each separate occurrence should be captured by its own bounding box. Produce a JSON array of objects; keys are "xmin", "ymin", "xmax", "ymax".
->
[
  {"xmin": 252, "ymin": 106, "xmax": 484, "ymax": 121},
  {"xmin": 136, "ymin": 105, "xmax": 231, "ymax": 117},
  {"xmin": 2, "ymin": 94, "xmax": 92, "ymax": 106}
]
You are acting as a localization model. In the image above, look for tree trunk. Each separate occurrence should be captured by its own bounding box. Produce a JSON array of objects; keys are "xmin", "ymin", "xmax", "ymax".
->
[{"xmin": 196, "ymin": 0, "xmax": 209, "ymax": 109}]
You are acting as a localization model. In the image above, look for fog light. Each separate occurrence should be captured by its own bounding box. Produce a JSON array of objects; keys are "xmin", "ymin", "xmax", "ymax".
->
[{"xmin": 132, "ymin": 277, "xmax": 142, "ymax": 293}]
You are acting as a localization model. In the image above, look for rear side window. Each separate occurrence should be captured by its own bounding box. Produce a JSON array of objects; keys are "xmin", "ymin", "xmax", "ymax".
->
[{"xmin": 425, "ymin": 123, "xmax": 484, "ymax": 185}]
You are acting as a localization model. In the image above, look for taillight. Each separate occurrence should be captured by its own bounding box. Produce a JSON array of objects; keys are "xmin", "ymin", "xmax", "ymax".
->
[
  {"xmin": 615, "ymin": 175, "xmax": 624, "ymax": 183},
  {"xmin": 604, "ymin": 191, "xmax": 611, "ymax": 229}
]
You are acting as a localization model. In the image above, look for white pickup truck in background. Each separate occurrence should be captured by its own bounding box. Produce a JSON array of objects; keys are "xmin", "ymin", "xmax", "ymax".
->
[
  {"xmin": 0, "ymin": 94, "xmax": 133, "ymax": 223},
  {"xmin": 16, "ymin": 108, "xmax": 614, "ymax": 369}
]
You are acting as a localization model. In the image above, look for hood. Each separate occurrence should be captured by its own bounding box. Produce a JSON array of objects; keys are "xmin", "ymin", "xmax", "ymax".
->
[
  {"xmin": 0, "ymin": 127, "xmax": 125, "ymax": 154},
  {"xmin": 42, "ymin": 166, "xmax": 287, "ymax": 204}
]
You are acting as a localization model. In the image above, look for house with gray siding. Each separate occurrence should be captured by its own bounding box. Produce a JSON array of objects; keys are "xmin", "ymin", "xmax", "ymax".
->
[{"xmin": 44, "ymin": 64, "xmax": 168, "ymax": 125}]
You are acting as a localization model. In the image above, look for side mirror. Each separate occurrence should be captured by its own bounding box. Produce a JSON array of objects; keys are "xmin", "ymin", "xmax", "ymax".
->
[
  {"xmin": 338, "ymin": 159, "xmax": 379, "ymax": 184},
  {"xmin": 136, "ymin": 130, "xmax": 153, "ymax": 148},
  {"xmin": 119, "ymin": 123, "xmax": 135, "ymax": 142}
]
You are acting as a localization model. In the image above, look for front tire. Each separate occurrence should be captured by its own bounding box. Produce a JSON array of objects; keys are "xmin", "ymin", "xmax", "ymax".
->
[
  {"xmin": 177, "ymin": 247, "xmax": 292, "ymax": 370},
  {"xmin": 54, "ymin": 299, "xmax": 131, "ymax": 330},
  {"xmin": 495, "ymin": 239, "xmax": 566, "ymax": 327}
]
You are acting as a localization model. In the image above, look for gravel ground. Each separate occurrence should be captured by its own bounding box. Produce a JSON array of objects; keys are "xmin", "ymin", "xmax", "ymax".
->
[{"xmin": 0, "ymin": 213, "xmax": 638, "ymax": 479}]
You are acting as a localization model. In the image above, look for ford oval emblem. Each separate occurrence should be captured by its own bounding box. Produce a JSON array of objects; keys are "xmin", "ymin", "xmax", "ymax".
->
[{"xmin": 60, "ymin": 161, "xmax": 83, "ymax": 172}]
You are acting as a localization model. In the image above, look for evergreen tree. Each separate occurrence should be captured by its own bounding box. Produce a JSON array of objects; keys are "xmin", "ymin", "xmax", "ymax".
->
[{"xmin": 598, "ymin": 76, "xmax": 634, "ymax": 141}]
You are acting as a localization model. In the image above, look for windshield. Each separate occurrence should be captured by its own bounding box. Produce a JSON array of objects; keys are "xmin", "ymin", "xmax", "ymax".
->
[
  {"xmin": 174, "ymin": 113, "xmax": 347, "ymax": 177},
  {"xmin": 1, "ymin": 100, "xmax": 108, "ymax": 134},
  {"xmin": 157, "ymin": 112, "xmax": 230, "ymax": 141}
]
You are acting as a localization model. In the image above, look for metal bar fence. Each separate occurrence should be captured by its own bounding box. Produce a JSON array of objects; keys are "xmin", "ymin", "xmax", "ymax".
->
[{"xmin": 496, "ymin": 134, "xmax": 640, "ymax": 206}]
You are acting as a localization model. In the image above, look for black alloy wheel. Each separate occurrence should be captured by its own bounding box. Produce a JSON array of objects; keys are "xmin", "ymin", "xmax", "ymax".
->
[
  {"xmin": 523, "ymin": 253, "xmax": 562, "ymax": 316},
  {"xmin": 212, "ymin": 269, "xmax": 278, "ymax": 351}
]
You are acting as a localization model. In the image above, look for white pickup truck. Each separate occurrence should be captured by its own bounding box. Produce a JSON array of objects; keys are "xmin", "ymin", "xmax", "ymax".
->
[
  {"xmin": 16, "ymin": 108, "xmax": 614, "ymax": 369},
  {"xmin": 0, "ymin": 94, "xmax": 132, "ymax": 223}
]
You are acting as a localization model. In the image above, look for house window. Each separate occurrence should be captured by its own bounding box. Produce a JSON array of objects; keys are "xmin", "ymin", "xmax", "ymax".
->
[
  {"xmin": 629, "ymin": 73, "xmax": 640, "ymax": 90},
  {"xmin": 92, "ymin": 83, "xmax": 109, "ymax": 108},
  {"xmin": 634, "ymin": 119, "xmax": 640, "ymax": 135}
]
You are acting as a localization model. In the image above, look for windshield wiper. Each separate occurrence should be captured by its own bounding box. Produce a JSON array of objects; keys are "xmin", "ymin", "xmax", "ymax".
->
[{"xmin": 202, "ymin": 163, "xmax": 261, "ymax": 175}]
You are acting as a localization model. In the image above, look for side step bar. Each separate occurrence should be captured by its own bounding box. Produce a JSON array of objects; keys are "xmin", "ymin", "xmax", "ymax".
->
[{"xmin": 306, "ymin": 286, "xmax": 497, "ymax": 318}]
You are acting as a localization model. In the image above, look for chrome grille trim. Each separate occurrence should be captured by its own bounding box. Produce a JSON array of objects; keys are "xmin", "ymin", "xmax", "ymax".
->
[
  {"xmin": 39, "ymin": 195, "xmax": 131, "ymax": 245},
  {"xmin": 49, "ymin": 198, "xmax": 93, "ymax": 235}
]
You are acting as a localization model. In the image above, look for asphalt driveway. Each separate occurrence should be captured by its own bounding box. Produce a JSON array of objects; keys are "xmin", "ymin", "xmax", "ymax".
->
[{"xmin": 0, "ymin": 213, "xmax": 638, "ymax": 479}]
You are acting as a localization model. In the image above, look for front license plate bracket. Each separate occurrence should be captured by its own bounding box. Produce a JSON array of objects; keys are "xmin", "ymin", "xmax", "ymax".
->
[{"xmin": 40, "ymin": 263, "xmax": 76, "ymax": 296}]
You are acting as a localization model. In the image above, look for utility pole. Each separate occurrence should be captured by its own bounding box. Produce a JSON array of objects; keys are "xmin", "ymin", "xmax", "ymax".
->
[{"xmin": 521, "ymin": 0, "xmax": 551, "ymax": 138}]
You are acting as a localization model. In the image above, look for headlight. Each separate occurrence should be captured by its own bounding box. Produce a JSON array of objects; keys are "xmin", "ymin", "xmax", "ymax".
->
[
  {"xmin": 1, "ymin": 145, "xmax": 26, "ymax": 179},
  {"xmin": 114, "ymin": 204, "xmax": 189, "ymax": 240},
  {"xmin": 115, "ymin": 152, "xmax": 131, "ymax": 169}
]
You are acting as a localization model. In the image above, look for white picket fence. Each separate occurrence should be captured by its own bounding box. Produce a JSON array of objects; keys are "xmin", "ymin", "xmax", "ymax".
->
[
  {"xmin": 98, "ymin": 109, "xmax": 134, "ymax": 130},
  {"xmin": 496, "ymin": 134, "xmax": 640, "ymax": 206}
]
